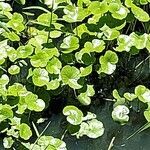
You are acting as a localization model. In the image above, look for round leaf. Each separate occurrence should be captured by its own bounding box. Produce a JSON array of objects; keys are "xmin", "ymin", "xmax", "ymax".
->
[
  {"xmin": 46, "ymin": 79, "xmax": 60, "ymax": 90},
  {"xmin": 86, "ymin": 119, "xmax": 104, "ymax": 138},
  {"xmin": 60, "ymin": 35, "xmax": 79, "ymax": 53},
  {"xmin": 61, "ymin": 65, "xmax": 82, "ymax": 89},
  {"xmin": 32, "ymin": 68, "xmax": 49, "ymax": 87},
  {"xmin": 63, "ymin": 105, "xmax": 83, "ymax": 125},
  {"xmin": 19, "ymin": 123, "xmax": 32, "ymax": 140},
  {"xmin": 46, "ymin": 57, "xmax": 62, "ymax": 74},
  {"xmin": 112, "ymin": 105, "xmax": 129, "ymax": 125},
  {"xmin": 99, "ymin": 50, "xmax": 118, "ymax": 74},
  {"xmin": 8, "ymin": 65, "xmax": 20, "ymax": 75},
  {"xmin": 30, "ymin": 51, "xmax": 49, "ymax": 67},
  {"xmin": 78, "ymin": 93, "xmax": 91, "ymax": 105}
]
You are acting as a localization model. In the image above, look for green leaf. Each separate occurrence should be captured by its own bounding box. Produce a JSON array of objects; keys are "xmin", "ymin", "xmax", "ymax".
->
[
  {"xmin": 80, "ymin": 65, "xmax": 92, "ymax": 77},
  {"xmin": 83, "ymin": 112, "xmax": 97, "ymax": 121},
  {"xmin": 131, "ymin": 5, "xmax": 150, "ymax": 22},
  {"xmin": 7, "ymin": 13, "xmax": 25, "ymax": 32},
  {"xmin": 4, "ymin": 32, "xmax": 20, "ymax": 41},
  {"xmin": 135, "ymin": 85, "xmax": 146, "ymax": 96},
  {"xmin": 91, "ymin": 39, "xmax": 105, "ymax": 53},
  {"xmin": 19, "ymin": 123, "xmax": 32, "ymax": 140},
  {"xmin": 73, "ymin": 24, "xmax": 96, "ymax": 38},
  {"xmin": 0, "ymin": 74, "xmax": 9, "ymax": 85},
  {"xmin": 85, "ymin": 119, "xmax": 104, "ymax": 138},
  {"xmin": 130, "ymin": 33, "xmax": 148, "ymax": 49},
  {"xmin": 79, "ymin": 39, "xmax": 105, "ymax": 54},
  {"xmin": 27, "ymin": 68, "xmax": 33, "ymax": 79},
  {"xmin": 46, "ymin": 79, "xmax": 60, "ymax": 90},
  {"xmin": 75, "ymin": 39, "xmax": 104, "ymax": 64},
  {"xmin": 113, "ymin": 89, "xmax": 126, "ymax": 107},
  {"xmin": 115, "ymin": 34, "xmax": 133, "ymax": 52},
  {"xmin": 77, "ymin": 0, "xmax": 91, "ymax": 7},
  {"xmin": 77, "ymin": 85, "xmax": 95, "ymax": 105},
  {"xmin": 61, "ymin": 65, "xmax": 82, "ymax": 89},
  {"xmin": 61, "ymin": 66, "xmax": 79, "ymax": 82},
  {"xmin": 8, "ymin": 65, "xmax": 20, "ymax": 75},
  {"xmin": 17, "ymin": 44, "xmax": 33, "ymax": 58},
  {"xmin": 124, "ymin": 92, "xmax": 137, "ymax": 101},
  {"xmin": 125, "ymin": 0, "xmax": 133, "ymax": 7},
  {"xmin": 32, "ymin": 68, "xmax": 49, "ymax": 87},
  {"xmin": 43, "ymin": 47, "xmax": 60, "ymax": 58},
  {"xmin": 37, "ymin": 12, "xmax": 58, "ymax": 26},
  {"xmin": 60, "ymin": 35, "xmax": 79, "ymax": 53},
  {"xmin": 61, "ymin": 53, "xmax": 75, "ymax": 64},
  {"xmin": 63, "ymin": 5, "xmax": 89, "ymax": 22},
  {"xmin": 7, "ymin": 47, "xmax": 18, "ymax": 62},
  {"xmin": 135, "ymin": 85, "xmax": 150, "ymax": 103},
  {"xmin": 74, "ymin": 122, "xmax": 88, "ymax": 138},
  {"xmin": 24, "ymin": 92, "xmax": 45, "ymax": 111},
  {"xmin": 78, "ymin": 93, "xmax": 91, "ymax": 105},
  {"xmin": 68, "ymin": 79, "xmax": 83, "ymax": 90},
  {"xmin": 46, "ymin": 57, "xmax": 62, "ymax": 74},
  {"xmin": 17, "ymin": 104, "xmax": 27, "ymax": 114},
  {"xmin": 100, "ymin": 25, "xmax": 120, "ymax": 40},
  {"xmin": 102, "ymin": 50, "xmax": 118, "ymax": 64},
  {"xmin": 99, "ymin": 50, "xmax": 118, "ymax": 75},
  {"xmin": 0, "ymin": 2, "xmax": 12, "ymax": 12},
  {"xmin": 63, "ymin": 105, "xmax": 83, "ymax": 125},
  {"xmin": 50, "ymin": 23, "xmax": 63, "ymax": 38},
  {"xmin": 140, "ymin": 0, "xmax": 148, "ymax": 4},
  {"xmin": 140, "ymin": 89, "xmax": 150, "ymax": 103},
  {"xmin": 88, "ymin": 1, "xmax": 108, "ymax": 15},
  {"xmin": 86, "ymin": 85, "xmax": 95, "ymax": 97},
  {"xmin": 38, "ymin": 136, "xmax": 67, "ymax": 150},
  {"xmin": 144, "ymin": 110, "xmax": 150, "ymax": 122},
  {"xmin": 7, "ymin": 83, "xmax": 27, "ymax": 96},
  {"xmin": 82, "ymin": 53, "xmax": 96, "ymax": 65},
  {"xmin": 0, "ymin": 40, "xmax": 7, "ymax": 62},
  {"xmin": 30, "ymin": 51, "xmax": 49, "ymax": 67},
  {"xmin": 3, "ymin": 137, "xmax": 14, "ymax": 149},
  {"xmin": 75, "ymin": 119, "xmax": 104, "ymax": 138},
  {"xmin": 112, "ymin": 105, "xmax": 129, "ymax": 125},
  {"xmin": 109, "ymin": 3, "xmax": 129, "ymax": 20},
  {"xmin": 146, "ymin": 35, "xmax": 150, "ymax": 52},
  {"xmin": 28, "ymin": 34, "xmax": 48, "ymax": 49},
  {"xmin": 0, "ymin": 104, "xmax": 13, "ymax": 122}
]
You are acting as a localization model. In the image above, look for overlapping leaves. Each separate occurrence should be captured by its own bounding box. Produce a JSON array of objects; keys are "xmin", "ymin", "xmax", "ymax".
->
[
  {"xmin": 63, "ymin": 106, "xmax": 104, "ymax": 138},
  {"xmin": 0, "ymin": 0, "xmax": 150, "ymax": 149}
]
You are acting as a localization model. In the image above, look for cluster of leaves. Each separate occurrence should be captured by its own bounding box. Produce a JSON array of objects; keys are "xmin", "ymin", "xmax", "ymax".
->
[
  {"xmin": 112, "ymin": 85, "xmax": 150, "ymax": 125},
  {"xmin": 63, "ymin": 105, "xmax": 104, "ymax": 138},
  {"xmin": 0, "ymin": 0, "xmax": 150, "ymax": 149}
]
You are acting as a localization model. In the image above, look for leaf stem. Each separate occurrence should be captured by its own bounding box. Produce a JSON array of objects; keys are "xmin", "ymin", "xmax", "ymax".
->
[
  {"xmin": 61, "ymin": 129, "xmax": 67, "ymax": 140},
  {"xmin": 135, "ymin": 55, "xmax": 150, "ymax": 69},
  {"xmin": 46, "ymin": 0, "xmax": 54, "ymax": 43},
  {"xmin": 0, "ymin": 21, "xmax": 10, "ymax": 32},
  {"xmin": 23, "ymin": 6, "xmax": 50, "ymax": 13},
  {"xmin": 30, "ymin": 120, "xmax": 51, "ymax": 150},
  {"xmin": 126, "ymin": 122, "xmax": 150, "ymax": 140},
  {"xmin": 108, "ymin": 136, "xmax": 115, "ymax": 150}
]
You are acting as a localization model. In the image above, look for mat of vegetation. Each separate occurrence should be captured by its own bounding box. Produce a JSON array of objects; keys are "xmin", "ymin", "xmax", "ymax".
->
[{"xmin": 0, "ymin": 0, "xmax": 150, "ymax": 149}]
